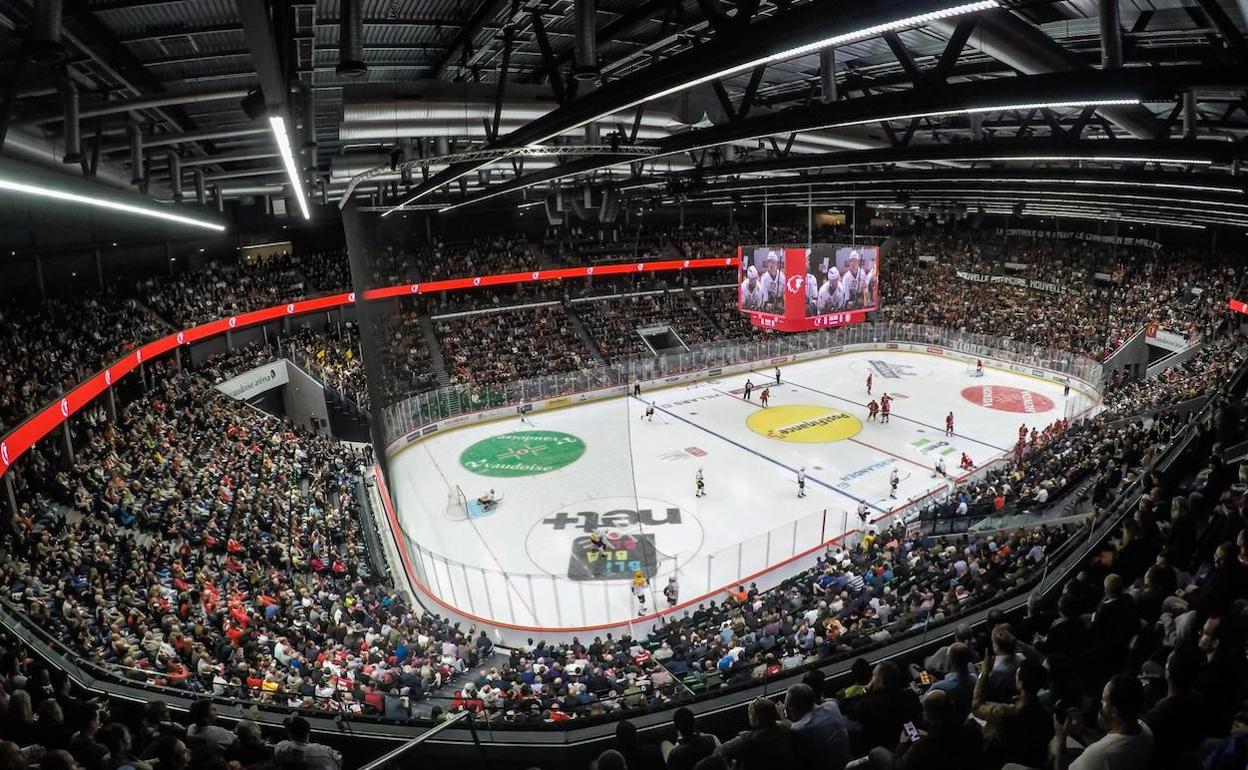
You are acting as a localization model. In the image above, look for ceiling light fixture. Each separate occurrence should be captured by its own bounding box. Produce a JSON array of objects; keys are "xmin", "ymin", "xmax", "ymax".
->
[
  {"xmin": 269, "ymin": 115, "xmax": 311, "ymax": 220},
  {"xmin": 0, "ymin": 178, "xmax": 226, "ymax": 232},
  {"xmin": 387, "ymin": 0, "xmax": 999, "ymax": 214}
]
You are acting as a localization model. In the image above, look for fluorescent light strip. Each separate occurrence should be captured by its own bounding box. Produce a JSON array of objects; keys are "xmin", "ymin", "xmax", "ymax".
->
[
  {"xmin": 829, "ymin": 99, "xmax": 1142, "ymax": 130},
  {"xmin": 269, "ymin": 115, "xmax": 311, "ymax": 220},
  {"xmin": 692, "ymin": 176, "xmax": 1248, "ymax": 200},
  {"xmin": 992, "ymin": 155, "xmax": 1214, "ymax": 165},
  {"xmin": 0, "ymin": 177, "xmax": 226, "ymax": 232},
  {"xmin": 547, "ymin": 0, "xmax": 1001, "ymax": 143},
  {"xmin": 388, "ymin": 0, "xmax": 999, "ymax": 214}
]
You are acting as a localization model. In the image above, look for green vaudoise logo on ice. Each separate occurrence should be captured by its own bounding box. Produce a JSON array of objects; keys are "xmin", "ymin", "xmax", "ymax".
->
[{"xmin": 459, "ymin": 430, "xmax": 586, "ymax": 477}]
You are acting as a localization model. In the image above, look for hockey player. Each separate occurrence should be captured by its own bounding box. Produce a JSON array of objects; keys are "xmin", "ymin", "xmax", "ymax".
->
[
  {"xmin": 587, "ymin": 529, "xmax": 609, "ymax": 554},
  {"xmin": 759, "ymin": 251, "xmax": 786, "ymax": 313},
  {"xmin": 945, "ymin": 411, "xmax": 955, "ymax": 436},
  {"xmin": 1019, "ymin": 423, "xmax": 1028, "ymax": 442},
  {"xmin": 1063, "ymin": 381, "xmax": 1071, "ymax": 398},
  {"xmin": 740, "ymin": 266, "xmax": 766, "ymax": 310},
  {"xmin": 866, "ymin": 373, "xmax": 873, "ymax": 394},
  {"xmin": 797, "ymin": 467, "xmax": 807, "ymax": 498},
  {"xmin": 774, "ymin": 367, "xmax": 781, "ymax": 385},
  {"xmin": 477, "ymin": 489, "xmax": 498, "ymax": 511},
  {"xmin": 643, "ymin": 402, "xmax": 655, "ymax": 422},
  {"xmin": 975, "ymin": 359, "xmax": 984, "ymax": 377},
  {"xmin": 867, "ymin": 399, "xmax": 879, "ymax": 421},
  {"xmin": 817, "ymin": 267, "xmax": 847, "ymax": 314},
  {"xmin": 631, "ymin": 571, "xmax": 650, "ymax": 617},
  {"xmin": 960, "ymin": 452, "xmax": 975, "ymax": 472},
  {"xmin": 760, "ymin": 387, "xmax": 770, "ymax": 408},
  {"xmin": 695, "ymin": 468, "xmax": 706, "ymax": 498},
  {"xmin": 932, "ymin": 457, "xmax": 947, "ymax": 478},
  {"xmin": 663, "ymin": 576, "xmax": 679, "ymax": 608},
  {"xmin": 880, "ymin": 396, "xmax": 891, "ymax": 424},
  {"xmin": 743, "ymin": 379, "xmax": 754, "ymax": 400},
  {"xmin": 856, "ymin": 500, "xmax": 869, "ymax": 526},
  {"xmin": 842, "ymin": 251, "xmax": 870, "ymax": 308},
  {"xmin": 889, "ymin": 469, "xmax": 899, "ymax": 499}
]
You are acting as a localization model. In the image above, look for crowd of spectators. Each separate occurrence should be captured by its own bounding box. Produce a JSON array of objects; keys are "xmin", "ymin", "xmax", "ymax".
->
[
  {"xmin": 575, "ymin": 292, "xmax": 725, "ymax": 361},
  {"xmin": 281, "ymin": 326, "xmax": 371, "ymax": 410},
  {"xmin": 0, "ymin": 290, "xmax": 164, "ymax": 434},
  {"xmin": 1102, "ymin": 338, "xmax": 1243, "ymax": 419},
  {"xmin": 435, "ymin": 305, "xmax": 588, "ymax": 386},
  {"xmin": 139, "ymin": 253, "xmax": 325, "ymax": 328}
]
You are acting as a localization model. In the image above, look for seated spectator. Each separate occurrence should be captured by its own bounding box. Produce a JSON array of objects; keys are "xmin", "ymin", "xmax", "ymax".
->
[
  {"xmin": 185, "ymin": 702, "xmax": 237, "ymax": 755},
  {"xmin": 844, "ymin": 662, "xmax": 921, "ymax": 753},
  {"xmin": 1055, "ymin": 674, "xmax": 1153, "ymax": 770},
  {"xmin": 663, "ymin": 708, "xmax": 719, "ymax": 770},
  {"xmin": 785, "ymin": 683, "xmax": 849, "ymax": 770},
  {"xmin": 718, "ymin": 698, "xmax": 796, "ymax": 769},
  {"xmin": 272, "ymin": 717, "xmax": 341, "ymax": 770},
  {"xmin": 973, "ymin": 657, "xmax": 1052, "ymax": 769}
]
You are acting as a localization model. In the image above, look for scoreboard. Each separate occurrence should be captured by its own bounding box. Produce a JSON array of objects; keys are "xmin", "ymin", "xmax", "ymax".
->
[{"xmin": 738, "ymin": 244, "xmax": 880, "ymax": 332}]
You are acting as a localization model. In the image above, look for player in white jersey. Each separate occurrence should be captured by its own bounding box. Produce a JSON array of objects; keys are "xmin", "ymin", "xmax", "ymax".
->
[
  {"xmin": 740, "ymin": 266, "xmax": 766, "ymax": 310},
  {"xmin": 841, "ymin": 251, "xmax": 869, "ymax": 308},
  {"xmin": 817, "ymin": 268, "xmax": 848, "ymax": 314},
  {"xmin": 857, "ymin": 500, "xmax": 869, "ymax": 526},
  {"xmin": 759, "ymin": 251, "xmax": 786, "ymax": 313},
  {"xmin": 631, "ymin": 571, "xmax": 650, "ymax": 616},
  {"xmin": 804, "ymin": 272, "xmax": 819, "ymax": 315},
  {"xmin": 889, "ymin": 469, "xmax": 900, "ymax": 499},
  {"xmin": 695, "ymin": 468, "xmax": 706, "ymax": 497},
  {"xmin": 642, "ymin": 402, "xmax": 655, "ymax": 421},
  {"xmin": 932, "ymin": 457, "xmax": 947, "ymax": 478},
  {"xmin": 797, "ymin": 467, "xmax": 807, "ymax": 498}
]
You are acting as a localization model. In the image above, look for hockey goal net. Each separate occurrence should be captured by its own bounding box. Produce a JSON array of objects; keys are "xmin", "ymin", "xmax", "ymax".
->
[{"xmin": 445, "ymin": 485, "xmax": 469, "ymax": 521}]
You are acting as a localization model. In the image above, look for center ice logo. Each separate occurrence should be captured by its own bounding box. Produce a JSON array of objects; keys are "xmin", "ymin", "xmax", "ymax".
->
[
  {"xmin": 525, "ymin": 496, "xmax": 702, "ymax": 582},
  {"xmin": 746, "ymin": 404, "xmax": 862, "ymax": 443},
  {"xmin": 868, "ymin": 360, "xmax": 919, "ymax": 378},
  {"xmin": 459, "ymin": 430, "xmax": 586, "ymax": 477}
]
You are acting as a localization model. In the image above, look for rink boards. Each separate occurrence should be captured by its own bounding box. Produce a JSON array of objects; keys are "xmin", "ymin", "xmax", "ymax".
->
[{"xmin": 373, "ymin": 342, "xmax": 1100, "ymax": 636}]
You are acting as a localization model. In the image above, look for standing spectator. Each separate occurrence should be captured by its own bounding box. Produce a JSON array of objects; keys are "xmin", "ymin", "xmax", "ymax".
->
[
  {"xmin": 68, "ymin": 711, "xmax": 107, "ymax": 770},
  {"xmin": 663, "ymin": 708, "xmax": 719, "ymax": 770},
  {"xmin": 785, "ymin": 683, "xmax": 849, "ymax": 770},
  {"xmin": 273, "ymin": 717, "xmax": 341, "ymax": 770},
  {"xmin": 718, "ymin": 698, "xmax": 796, "ymax": 770}
]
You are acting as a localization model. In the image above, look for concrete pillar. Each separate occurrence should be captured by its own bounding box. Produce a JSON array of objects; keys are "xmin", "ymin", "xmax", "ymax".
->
[
  {"xmin": 4, "ymin": 474, "xmax": 16, "ymax": 517},
  {"xmin": 1099, "ymin": 0, "xmax": 1122, "ymax": 68},
  {"xmin": 62, "ymin": 422, "xmax": 74, "ymax": 463}
]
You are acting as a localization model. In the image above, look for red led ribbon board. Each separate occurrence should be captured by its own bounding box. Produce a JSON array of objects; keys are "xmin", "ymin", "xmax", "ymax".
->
[
  {"xmin": 0, "ymin": 257, "xmax": 736, "ymax": 477},
  {"xmin": 1230, "ymin": 298, "xmax": 1248, "ymax": 316}
]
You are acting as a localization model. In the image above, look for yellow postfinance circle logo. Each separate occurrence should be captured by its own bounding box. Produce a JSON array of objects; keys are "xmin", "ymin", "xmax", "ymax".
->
[{"xmin": 747, "ymin": 404, "xmax": 862, "ymax": 443}]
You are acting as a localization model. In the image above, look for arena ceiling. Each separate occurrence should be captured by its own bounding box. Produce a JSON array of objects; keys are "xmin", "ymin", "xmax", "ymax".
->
[{"xmin": 0, "ymin": 0, "xmax": 1246, "ymax": 232}]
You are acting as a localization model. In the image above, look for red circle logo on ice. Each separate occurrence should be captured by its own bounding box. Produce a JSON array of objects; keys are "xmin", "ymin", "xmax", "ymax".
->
[{"xmin": 961, "ymin": 385, "xmax": 1054, "ymax": 414}]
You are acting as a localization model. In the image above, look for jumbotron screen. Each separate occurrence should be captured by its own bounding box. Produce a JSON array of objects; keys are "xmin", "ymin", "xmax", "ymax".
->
[{"xmin": 738, "ymin": 244, "xmax": 880, "ymax": 331}]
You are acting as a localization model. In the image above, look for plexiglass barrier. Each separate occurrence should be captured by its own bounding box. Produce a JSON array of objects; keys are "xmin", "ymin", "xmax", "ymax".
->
[{"xmin": 375, "ymin": 323, "xmax": 1103, "ymax": 631}]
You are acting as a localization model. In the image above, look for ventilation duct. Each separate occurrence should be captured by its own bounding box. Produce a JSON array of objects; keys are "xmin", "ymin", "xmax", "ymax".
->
[
  {"xmin": 301, "ymin": 82, "xmax": 317, "ymax": 170},
  {"xmin": 599, "ymin": 188, "xmax": 618, "ymax": 223},
  {"xmin": 166, "ymin": 150, "xmax": 183, "ymax": 201},
  {"xmin": 544, "ymin": 196, "xmax": 564, "ymax": 226},
  {"xmin": 336, "ymin": 0, "xmax": 367, "ymax": 78},
  {"xmin": 30, "ymin": 0, "xmax": 65, "ymax": 64},
  {"xmin": 127, "ymin": 120, "xmax": 145, "ymax": 188},
  {"xmin": 573, "ymin": 0, "xmax": 598, "ymax": 81},
  {"xmin": 820, "ymin": 49, "xmax": 837, "ymax": 103},
  {"xmin": 193, "ymin": 167, "xmax": 206, "ymax": 205},
  {"xmin": 60, "ymin": 78, "xmax": 80, "ymax": 163}
]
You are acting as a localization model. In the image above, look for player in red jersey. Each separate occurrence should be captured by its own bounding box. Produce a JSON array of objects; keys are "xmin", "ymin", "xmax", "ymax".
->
[
  {"xmin": 866, "ymin": 372, "xmax": 873, "ymax": 394},
  {"xmin": 960, "ymin": 452, "xmax": 974, "ymax": 472},
  {"xmin": 760, "ymin": 387, "xmax": 770, "ymax": 408},
  {"xmin": 945, "ymin": 411, "xmax": 955, "ymax": 436},
  {"xmin": 880, "ymin": 397, "xmax": 891, "ymax": 423},
  {"xmin": 867, "ymin": 399, "xmax": 879, "ymax": 421}
]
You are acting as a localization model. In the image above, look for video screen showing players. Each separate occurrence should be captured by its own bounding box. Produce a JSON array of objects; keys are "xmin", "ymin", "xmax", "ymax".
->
[
  {"xmin": 804, "ymin": 245, "xmax": 879, "ymax": 318},
  {"xmin": 738, "ymin": 247, "xmax": 787, "ymax": 315}
]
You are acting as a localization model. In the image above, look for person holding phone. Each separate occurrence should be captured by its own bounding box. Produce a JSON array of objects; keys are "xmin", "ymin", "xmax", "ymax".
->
[
  {"xmin": 855, "ymin": 690, "xmax": 982, "ymax": 770},
  {"xmin": 1054, "ymin": 675, "xmax": 1153, "ymax": 770},
  {"xmin": 972, "ymin": 649, "xmax": 1052, "ymax": 769}
]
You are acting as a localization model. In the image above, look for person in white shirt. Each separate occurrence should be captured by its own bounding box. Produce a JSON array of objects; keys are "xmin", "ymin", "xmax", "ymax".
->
[
  {"xmin": 841, "ymin": 251, "xmax": 870, "ymax": 307},
  {"xmin": 186, "ymin": 701, "xmax": 238, "ymax": 753},
  {"xmin": 740, "ymin": 266, "xmax": 766, "ymax": 310},
  {"xmin": 273, "ymin": 717, "xmax": 342, "ymax": 770},
  {"xmin": 1056, "ymin": 674, "xmax": 1153, "ymax": 770},
  {"xmin": 759, "ymin": 252, "xmax": 786, "ymax": 312},
  {"xmin": 817, "ymin": 268, "xmax": 848, "ymax": 313}
]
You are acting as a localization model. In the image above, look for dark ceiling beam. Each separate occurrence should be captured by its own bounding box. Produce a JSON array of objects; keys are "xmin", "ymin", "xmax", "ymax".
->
[
  {"xmin": 617, "ymin": 138, "xmax": 1242, "ymax": 183},
  {"xmin": 119, "ymin": 19, "xmax": 463, "ymax": 45},
  {"xmin": 549, "ymin": 0, "xmax": 683, "ymax": 71},
  {"xmin": 435, "ymin": 65, "xmax": 1246, "ymax": 212},
  {"xmin": 425, "ymin": 0, "xmax": 512, "ymax": 79},
  {"xmin": 394, "ymin": 0, "xmax": 994, "ymax": 208},
  {"xmin": 928, "ymin": 9, "xmax": 1163, "ymax": 139}
]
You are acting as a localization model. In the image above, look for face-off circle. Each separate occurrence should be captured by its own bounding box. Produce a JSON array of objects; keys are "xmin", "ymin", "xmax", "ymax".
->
[
  {"xmin": 747, "ymin": 404, "xmax": 861, "ymax": 443},
  {"xmin": 961, "ymin": 385, "xmax": 1055, "ymax": 414}
]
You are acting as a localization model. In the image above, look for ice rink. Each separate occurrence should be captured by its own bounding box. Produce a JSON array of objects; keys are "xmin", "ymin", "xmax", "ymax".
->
[{"xmin": 383, "ymin": 350, "xmax": 1097, "ymax": 631}]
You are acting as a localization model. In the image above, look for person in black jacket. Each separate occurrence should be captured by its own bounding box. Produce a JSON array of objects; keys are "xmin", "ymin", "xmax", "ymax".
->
[
  {"xmin": 718, "ymin": 698, "xmax": 796, "ymax": 770},
  {"xmin": 844, "ymin": 661, "xmax": 921, "ymax": 754},
  {"xmin": 862, "ymin": 689, "xmax": 983, "ymax": 770}
]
